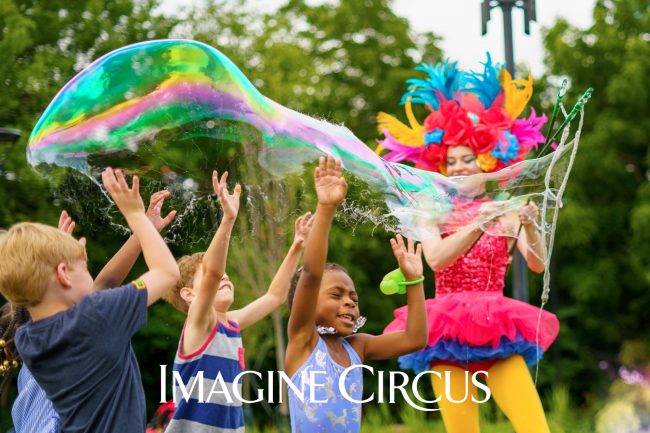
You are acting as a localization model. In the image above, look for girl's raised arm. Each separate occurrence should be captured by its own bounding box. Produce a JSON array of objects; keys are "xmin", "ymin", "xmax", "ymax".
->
[{"xmin": 286, "ymin": 156, "xmax": 347, "ymax": 375}]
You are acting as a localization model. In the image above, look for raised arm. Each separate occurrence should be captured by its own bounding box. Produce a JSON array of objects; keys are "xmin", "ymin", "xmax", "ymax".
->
[
  {"xmin": 421, "ymin": 225, "xmax": 482, "ymax": 272},
  {"xmin": 351, "ymin": 235, "xmax": 427, "ymax": 361},
  {"xmin": 93, "ymin": 191, "xmax": 177, "ymax": 290},
  {"xmin": 229, "ymin": 212, "xmax": 313, "ymax": 330},
  {"xmin": 287, "ymin": 157, "xmax": 347, "ymax": 350},
  {"xmin": 101, "ymin": 168, "xmax": 180, "ymax": 306},
  {"xmin": 421, "ymin": 201, "xmax": 508, "ymax": 272},
  {"xmin": 187, "ymin": 171, "xmax": 240, "ymax": 330}
]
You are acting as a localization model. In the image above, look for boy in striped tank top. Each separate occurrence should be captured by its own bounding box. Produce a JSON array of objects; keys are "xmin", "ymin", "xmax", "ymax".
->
[
  {"xmin": 164, "ymin": 170, "xmax": 313, "ymax": 433},
  {"xmin": 285, "ymin": 156, "xmax": 428, "ymax": 433}
]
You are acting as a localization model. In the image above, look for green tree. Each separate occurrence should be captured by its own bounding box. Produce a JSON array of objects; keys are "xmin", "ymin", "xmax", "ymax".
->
[
  {"xmin": 0, "ymin": 0, "xmax": 176, "ymax": 228},
  {"xmin": 542, "ymin": 0, "xmax": 650, "ymax": 401}
]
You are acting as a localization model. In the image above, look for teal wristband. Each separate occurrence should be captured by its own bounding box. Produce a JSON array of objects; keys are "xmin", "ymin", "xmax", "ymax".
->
[{"xmin": 380, "ymin": 269, "xmax": 424, "ymax": 295}]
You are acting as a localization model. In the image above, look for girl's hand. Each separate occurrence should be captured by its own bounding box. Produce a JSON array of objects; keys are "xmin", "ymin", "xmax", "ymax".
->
[
  {"xmin": 315, "ymin": 156, "xmax": 347, "ymax": 207},
  {"xmin": 292, "ymin": 211, "xmax": 314, "ymax": 248},
  {"xmin": 212, "ymin": 170, "xmax": 241, "ymax": 220},
  {"xmin": 518, "ymin": 202, "xmax": 539, "ymax": 226},
  {"xmin": 391, "ymin": 234, "xmax": 423, "ymax": 282},
  {"xmin": 146, "ymin": 190, "xmax": 177, "ymax": 231}
]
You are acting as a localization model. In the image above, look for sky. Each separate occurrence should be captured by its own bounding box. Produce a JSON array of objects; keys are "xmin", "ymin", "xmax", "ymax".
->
[{"xmin": 157, "ymin": 0, "xmax": 597, "ymax": 76}]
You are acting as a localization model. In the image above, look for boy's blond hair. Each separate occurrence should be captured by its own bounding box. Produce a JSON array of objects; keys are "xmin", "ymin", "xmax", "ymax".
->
[
  {"xmin": 164, "ymin": 252, "xmax": 205, "ymax": 314},
  {"xmin": 0, "ymin": 222, "xmax": 86, "ymax": 307}
]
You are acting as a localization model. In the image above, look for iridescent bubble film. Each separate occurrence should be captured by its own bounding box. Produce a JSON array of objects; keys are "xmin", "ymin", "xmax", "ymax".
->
[{"xmin": 27, "ymin": 39, "xmax": 582, "ymax": 254}]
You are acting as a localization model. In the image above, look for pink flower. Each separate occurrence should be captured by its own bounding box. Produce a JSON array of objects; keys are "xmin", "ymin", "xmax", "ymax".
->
[
  {"xmin": 424, "ymin": 110, "xmax": 444, "ymax": 131},
  {"xmin": 442, "ymin": 115, "xmax": 473, "ymax": 146}
]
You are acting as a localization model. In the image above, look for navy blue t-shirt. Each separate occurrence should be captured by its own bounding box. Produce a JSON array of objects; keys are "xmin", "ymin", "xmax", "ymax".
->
[{"xmin": 15, "ymin": 283, "xmax": 148, "ymax": 433}]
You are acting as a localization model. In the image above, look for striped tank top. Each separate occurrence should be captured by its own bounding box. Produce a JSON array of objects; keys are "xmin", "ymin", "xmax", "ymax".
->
[{"xmin": 166, "ymin": 319, "xmax": 246, "ymax": 433}]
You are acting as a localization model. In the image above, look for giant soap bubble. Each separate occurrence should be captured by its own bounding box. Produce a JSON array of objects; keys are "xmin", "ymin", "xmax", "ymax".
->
[{"xmin": 27, "ymin": 39, "xmax": 581, "ymax": 251}]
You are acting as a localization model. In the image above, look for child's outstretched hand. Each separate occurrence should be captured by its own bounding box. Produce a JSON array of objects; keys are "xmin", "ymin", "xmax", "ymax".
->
[
  {"xmin": 315, "ymin": 155, "xmax": 347, "ymax": 207},
  {"xmin": 58, "ymin": 210, "xmax": 86, "ymax": 246},
  {"xmin": 58, "ymin": 209, "xmax": 76, "ymax": 235},
  {"xmin": 292, "ymin": 211, "xmax": 314, "ymax": 248},
  {"xmin": 146, "ymin": 190, "xmax": 177, "ymax": 231},
  {"xmin": 102, "ymin": 168, "xmax": 145, "ymax": 219},
  {"xmin": 391, "ymin": 234, "xmax": 423, "ymax": 281},
  {"xmin": 212, "ymin": 170, "xmax": 241, "ymax": 220}
]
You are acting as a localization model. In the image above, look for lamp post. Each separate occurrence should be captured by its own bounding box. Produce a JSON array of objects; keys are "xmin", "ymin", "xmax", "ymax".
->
[
  {"xmin": 480, "ymin": 0, "xmax": 536, "ymax": 303},
  {"xmin": 0, "ymin": 128, "xmax": 21, "ymax": 180},
  {"xmin": 0, "ymin": 128, "xmax": 21, "ymax": 143}
]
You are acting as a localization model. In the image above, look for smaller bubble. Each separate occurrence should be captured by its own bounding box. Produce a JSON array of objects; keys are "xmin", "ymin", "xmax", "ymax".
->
[{"xmin": 182, "ymin": 178, "xmax": 197, "ymax": 191}]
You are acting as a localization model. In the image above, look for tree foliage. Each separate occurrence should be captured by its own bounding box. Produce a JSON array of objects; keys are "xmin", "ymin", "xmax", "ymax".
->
[{"xmin": 542, "ymin": 0, "xmax": 650, "ymax": 401}]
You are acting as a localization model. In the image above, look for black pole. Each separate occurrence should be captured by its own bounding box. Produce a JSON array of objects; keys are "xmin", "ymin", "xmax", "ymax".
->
[
  {"xmin": 500, "ymin": 3, "xmax": 529, "ymax": 303},
  {"xmin": 502, "ymin": 1, "xmax": 515, "ymax": 74},
  {"xmin": 502, "ymin": 2, "xmax": 529, "ymax": 303},
  {"xmin": 481, "ymin": 0, "xmax": 536, "ymax": 303}
]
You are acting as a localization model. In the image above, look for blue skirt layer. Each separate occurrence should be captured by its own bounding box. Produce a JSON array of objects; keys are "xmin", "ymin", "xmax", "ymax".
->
[{"xmin": 398, "ymin": 334, "xmax": 544, "ymax": 374}]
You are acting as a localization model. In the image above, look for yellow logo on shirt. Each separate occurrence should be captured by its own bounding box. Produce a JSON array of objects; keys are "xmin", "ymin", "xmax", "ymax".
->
[{"xmin": 132, "ymin": 279, "xmax": 146, "ymax": 290}]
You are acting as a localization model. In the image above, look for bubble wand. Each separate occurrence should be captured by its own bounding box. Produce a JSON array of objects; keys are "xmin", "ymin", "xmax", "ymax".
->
[{"xmin": 463, "ymin": 83, "xmax": 592, "ymax": 256}]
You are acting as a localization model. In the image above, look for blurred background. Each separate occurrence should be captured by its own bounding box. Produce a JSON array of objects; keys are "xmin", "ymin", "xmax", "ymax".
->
[{"xmin": 1, "ymin": 0, "xmax": 649, "ymax": 431}]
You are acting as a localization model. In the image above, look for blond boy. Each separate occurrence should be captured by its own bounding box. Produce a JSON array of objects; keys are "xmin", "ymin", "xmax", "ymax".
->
[{"xmin": 0, "ymin": 168, "xmax": 180, "ymax": 432}]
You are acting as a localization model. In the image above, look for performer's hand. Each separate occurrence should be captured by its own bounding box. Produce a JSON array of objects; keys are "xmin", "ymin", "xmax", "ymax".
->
[
  {"xmin": 391, "ymin": 234, "xmax": 423, "ymax": 282},
  {"xmin": 518, "ymin": 202, "xmax": 539, "ymax": 226},
  {"xmin": 315, "ymin": 156, "xmax": 347, "ymax": 207},
  {"xmin": 478, "ymin": 201, "xmax": 508, "ymax": 230}
]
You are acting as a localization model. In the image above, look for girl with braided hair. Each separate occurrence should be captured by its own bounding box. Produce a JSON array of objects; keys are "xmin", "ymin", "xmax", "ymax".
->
[{"xmin": 1, "ymin": 302, "xmax": 60, "ymax": 432}]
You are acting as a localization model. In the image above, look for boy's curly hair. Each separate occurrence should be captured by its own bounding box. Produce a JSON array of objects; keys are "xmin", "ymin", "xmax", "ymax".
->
[{"xmin": 163, "ymin": 252, "xmax": 205, "ymax": 314}]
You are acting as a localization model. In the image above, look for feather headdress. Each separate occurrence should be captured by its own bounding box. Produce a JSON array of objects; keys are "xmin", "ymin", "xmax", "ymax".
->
[{"xmin": 377, "ymin": 54, "xmax": 546, "ymax": 174}]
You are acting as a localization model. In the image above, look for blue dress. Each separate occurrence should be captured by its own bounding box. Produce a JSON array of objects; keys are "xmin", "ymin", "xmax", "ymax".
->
[
  {"xmin": 288, "ymin": 336, "xmax": 363, "ymax": 433},
  {"xmin": 12, "ymin": 366, "xmax": 59, "ymax": 433}
]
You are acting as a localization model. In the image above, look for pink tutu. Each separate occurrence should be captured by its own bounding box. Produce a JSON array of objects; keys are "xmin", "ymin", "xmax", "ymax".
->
[
  {"xmin": 386, "ymin": 291, "xmax": 559, "ymax": 349},
  {"xmin": 384, "ymin": 291, "xmax": 560, "ymax": 373}
]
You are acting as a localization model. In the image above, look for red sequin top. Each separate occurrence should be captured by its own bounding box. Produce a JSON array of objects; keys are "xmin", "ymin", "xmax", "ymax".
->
[{"xmin": 435, "ymin": 229, "xmax": 511, "ymax": 295}]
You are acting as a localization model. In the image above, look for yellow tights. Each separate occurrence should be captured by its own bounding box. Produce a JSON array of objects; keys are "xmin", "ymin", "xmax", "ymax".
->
[{"xmin": 430, "ymin": 356, "xmax": 551, "ymax": 433}]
